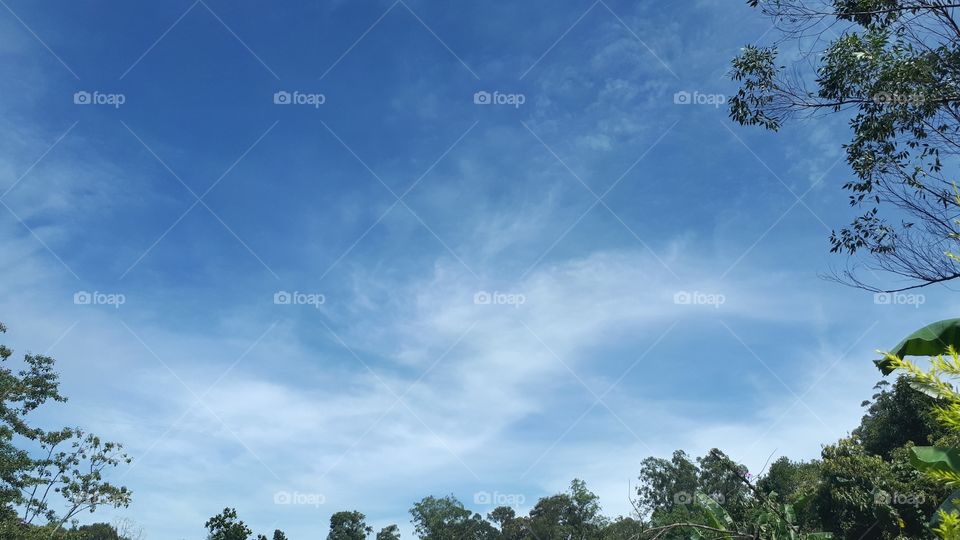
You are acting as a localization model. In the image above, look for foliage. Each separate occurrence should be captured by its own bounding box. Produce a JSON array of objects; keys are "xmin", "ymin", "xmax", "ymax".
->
[
  {"xmin": 0, "ymin": 323, "xmax": 131, "ymax": 536},
  {"xmin": 375, "ymin": 524, "xmax": 401, "ymax": 540},
  {"xmin": 328, "ymin": 511, "xmax": 373, "ymax": 540},
  {"xmin": 854, "ymin": 378, "xmax": 945, "ymax": 458},
  {"xmin": 637, "ymin": 448, "xmax": 751, "ymax": 528},
  {"xmin": 410, "ymin": 495, "xmax": 497, "ymax": 540},
  {"xmin": 731, "ymin": 1, "xmax": 960, "ymax": 291},
  {"xmin": 808, "ymin": 438, "xmax": 944, "ymax": 538},
  {"xmin": 881, "ymin": 347, "xmax": 960, "ymax": 535},
  {"xmin": 206, "ymin": 508, "xmax": 253, "ymax": 540}
]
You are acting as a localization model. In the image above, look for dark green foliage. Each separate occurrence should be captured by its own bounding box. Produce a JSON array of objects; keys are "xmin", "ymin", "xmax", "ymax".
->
[
  {"xmin": 70, "ymin": 522, "xmax": 128, "ymax": 540},
  {"xmin": 855, "ymin": 378, "xmax": 944, "ymax": 458},
  {"xmin": 206, "ymin": 508, "xmax": 252, "ymax": 540},
  {"xmin": 327, "ymin": 511, "xmax": 373, "ymax": 540},
  {"xmin": 599, "ymin": 517, "xmax": 644, "ymax": 540},
  {"xmin": 756, "ymin": 457, "xmax": 821, "ymax": 501},
  {"xmin": 637, "ymin": 448, "xmax": 751, "ymax": 529},
  {"xmin": 410, "ymin": 495, "xmax": 498, "ymax": 540},
  {"xmin": 807, "ymin": 439, "xmax": 946, "ymax": 539},
  {"xmin": 376, "ymin": 524, "xmax": 401, "ymax": 540}
]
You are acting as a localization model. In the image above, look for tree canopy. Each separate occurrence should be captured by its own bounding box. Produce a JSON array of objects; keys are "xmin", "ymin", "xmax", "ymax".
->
[{"xmin": 731, "ymin": 0, "xmax": 960, "ymax": 291}]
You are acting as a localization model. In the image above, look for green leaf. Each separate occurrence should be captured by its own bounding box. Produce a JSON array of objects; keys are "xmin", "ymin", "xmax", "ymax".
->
[
  {"xmin": 877, "ymin": 318, "xmax": 960, "ymax": 374},
  {"xmin": 930, "ymin": 489, "xmax": 960, "ymax": 527},
  {"xmin": 908, "ymin": 379, "xmax": 949, "ymax": 399},
  {"xmin": 909, "ymin": 446, "xmax": 960, "ymax": 476},
  {"xmin": 695, "ymin": 492, "xmax": 733, "ymax": 539}
]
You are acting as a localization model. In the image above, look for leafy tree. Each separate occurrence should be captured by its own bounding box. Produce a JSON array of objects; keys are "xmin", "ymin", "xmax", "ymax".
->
[
  {"xmin": 599, "ymin": 517, "xmax": 644, "ymax": 540},
  {"xmin": 0, "ymin": 322, "xmax": 131, "ymax": 536},
  {"xmin": 205, "ymin": 508, "xmax": 252, "ymax": 540},
  {"xmin": 526, "ymin": 479, "xmax": 607, "ymax": 540},
  {"xmin": 327, "ymin": 510, "xmax": 373, "ymax": 540},
  {"xmin": 409, "ymin": 495, "xmax": 497, "ymax": 540},
  {"xmin": 637, "ymin": 450, "xmax": 699, "ymax": 517},
  {"xmin": 272, "ymin": 529, "xmax": 289, "ymax": 540},
  {"xmin": 855, "ymin": 378, "xmax": 945, "ymax": 458},
  {"xmin": 696, "ymin": 450, "xmax": 752, "ymax": 522},
  {"xmin": 637, "ymin": 448, "xmax": 752, "ymax": 531},
  {"xmin": 756, "ymin": 457, "xmax": 821, "ymax": 502},
  {"xmin": 71, "ymin": 522, "xmax": 128, "ymax": 539},
  {"xmin": 375, "ymin": 524, "xmax": 401, "ymax": 540},
  {"xmin": 730, "ymin": 0, "xmax": 960, "ymax": 291},
  {"xmin": 805, "ymin": 437, "xmax": 944, "ymax": 538},
  {"xmin": 486, "ymin": 506, "xmax": 515, "ymax": 529},
  {"xmin": 487, "ymin": 506, "xmax": 526, "ymax": 539}
]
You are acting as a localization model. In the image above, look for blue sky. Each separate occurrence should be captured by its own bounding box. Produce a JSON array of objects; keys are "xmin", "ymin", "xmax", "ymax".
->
[{"xmin": 0, "ymin": 0, "xmax": 952, "ymax": 538}]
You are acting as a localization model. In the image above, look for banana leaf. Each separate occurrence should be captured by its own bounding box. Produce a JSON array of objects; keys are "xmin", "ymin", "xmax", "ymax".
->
[
  {"xmin": 909, "ymin": 446, "xmax": 960, "ymax": 476},
  {"xmin": 876, "ymin": 318, "xmax": 960, "ymax": 374}
]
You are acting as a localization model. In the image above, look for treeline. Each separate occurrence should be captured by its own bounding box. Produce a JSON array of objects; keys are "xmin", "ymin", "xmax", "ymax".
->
[
  {"xmin": 4, "ymin": 316, "xmax": 957, "ymax": 540},
  {"xmin": 207, "ymin": 379, "xmax": 955, "ymax": 540},
  {"xmin": 191, "ymin": 377, "xmax": 951, "ymax": 540}
]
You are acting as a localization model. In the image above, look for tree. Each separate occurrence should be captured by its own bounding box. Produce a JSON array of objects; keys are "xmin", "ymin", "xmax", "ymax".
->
[
  {"xmin": 272, "ymin": 530, "xmax": 289, "ymax": 540},
  {"xmin": 526, "ymin": 480, "xmax": 607, "ymax": 540},
  {"xmin": 637, "ymin": 450, "xmax": 699, "ymax": 517},
  {"xmin": 855, "ymin": 377, "xmax": 945, "ymax": 458},
  {"xmin": 409, "ymin": 495, "xmax": 497, "ymax": 540},
  {"xmin": 205, "ymin": 508, "xmax": 252, "ymax": 540},
  {"xmin": 0, "ymin": 322, "xmax": 131, "ymax": 536},
  {"xmin": 730, "ymin": 0, "xmax": 960, "ymax": 291},
  {"xmin": 808, "ymin": 438, "xmax": 945, "ymax": 539},
  {"xmin": 599, "ymin": 517, "xmax": 644, "ymax": 540},
  {"xmin": 71, "ymin": 522, "xmax": 128, "ymax": 539},
  {"xmin": 757, "ymin": 456, "xmax": 820, "ymax": 508},
  {"xmin": 327, "ymin": 510, "xmax": 372, "ymax": 540},
  {"xmin": 637, "ymin": 449, "xmax": 752, "ymax": 528},
  {"xmin": 487, "ymin": 506, "xmax": 525, "ymax": 539},
  {"xmin": 375, "ymin": 524, "xmax": 400, "ymax": 540}
]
